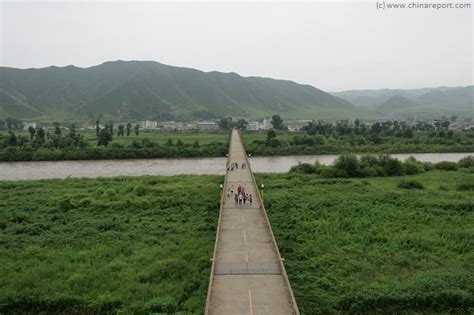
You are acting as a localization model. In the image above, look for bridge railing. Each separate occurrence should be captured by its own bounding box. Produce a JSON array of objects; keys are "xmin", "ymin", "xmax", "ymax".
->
[
  {"xmin": 238, "ymin": 129, "xmax": 300, "ymax": 315},
  {"xmin": 204, "ymin": 129, "xmax": 232, "ymax": 315}
]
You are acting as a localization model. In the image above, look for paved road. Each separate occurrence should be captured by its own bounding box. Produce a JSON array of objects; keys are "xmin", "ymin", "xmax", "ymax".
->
[{"xmin": 206, "ymin": 129, "xmax": 299, "ymax": 314}]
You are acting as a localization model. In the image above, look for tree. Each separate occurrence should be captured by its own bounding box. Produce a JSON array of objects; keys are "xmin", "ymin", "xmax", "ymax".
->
[
  {"xmin": 354, "ymin": 119, "xmax": 361, "ymax": 128},
  {"xmin": 266, "ymin": 129, "xmax": 277, "ymax": 145},
  {"xmin": 28, "ymin": 126, "xmax": 36, "ymax": 139},
  {"xmin": 117, "ymin": 124, "xmax": 125, "ymax": 136},
  {"xmin": 7, "ymin": 131, "xmax": 17, "ymax": 146},
  {"xmin": 235, "ymin": 119, "xmax": 248, "ymax": 130},
  {"xmin": 166, "ymin": 138, "xmax": 173, "ymax": 146},
  {"xmin": 97, "ymin": 128, "xmax": 112, "ymax": 147},
  {"xmin": 36, "ymin": 128, "xmax": 46, "ymax": 142},
  {"xmin": 218, "ymin": 117, "xmax": 233, "ymax": 130},
  {"xmin": 126, "ymin": 123, "xmax": 132, "ymax": 136},
  {"xmin": 53, "ymin": 122, "xmax": 61, "ymax": 136},
  {"xmin": 109, "ymin": 122, "xmax": 114, "ymax": 135},
  {"xmin": 450, "ymin": 115, "xmax": 457, "ymax": 122},
  {"xmin": 5, "ymin": 118, "xmax": 22, "ymax": 130},
  {"xmin": 134, "ymin": 124, "xmax": 140, "ymax": 136},
  {"xmin": 334, "ymin": 154, "xmax": 362, "ymax": 177},
  {"xmin": 96, "ymin": 120, "xmax": 100, "ymax": 136},
  {"xmin": 271, "ymin": 115, "xmax": 284, "ymax": 130}
]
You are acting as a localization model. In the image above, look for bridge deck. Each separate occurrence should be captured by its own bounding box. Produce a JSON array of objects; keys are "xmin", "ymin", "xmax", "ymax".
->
[{"xmin": 206, "ymin": 129, "xmax": 299, "ymax": 314}]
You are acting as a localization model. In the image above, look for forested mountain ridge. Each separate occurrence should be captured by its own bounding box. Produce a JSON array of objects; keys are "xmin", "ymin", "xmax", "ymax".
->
[{"xmin": 0, "ymin": 60, "xmax": 359, "ymax": 120}]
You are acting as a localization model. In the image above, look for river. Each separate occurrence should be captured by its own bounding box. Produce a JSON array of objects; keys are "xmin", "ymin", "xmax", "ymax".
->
[{"xmin": 0, "ymin": 153, "xmax": 471, "ymax": 181}]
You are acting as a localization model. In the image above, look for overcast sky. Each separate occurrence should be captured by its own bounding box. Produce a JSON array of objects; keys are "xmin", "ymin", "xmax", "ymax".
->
[{"xmin": 0, "ymin": 0, "xmax": 472, "ymax": 91}]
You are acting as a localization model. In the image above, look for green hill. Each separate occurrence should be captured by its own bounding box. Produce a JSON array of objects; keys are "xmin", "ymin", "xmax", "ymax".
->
[
  {"xmin": 0, "ymin": 60, "xmax": 370, "ymax": 121},
  {"xmin": 332, "ymin": 86, "xmax": 474, "ymax": 119}
]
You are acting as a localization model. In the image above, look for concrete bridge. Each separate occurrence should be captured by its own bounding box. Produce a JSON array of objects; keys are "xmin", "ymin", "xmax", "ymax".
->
[{"xmin": 205, "ymin": 129, "xmax": 299, "ymax": 314}]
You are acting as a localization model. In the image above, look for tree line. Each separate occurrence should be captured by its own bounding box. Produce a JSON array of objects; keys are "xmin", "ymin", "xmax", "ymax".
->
[
  {"xmin": 0, "ymin": 120, "xmax": 228, "ymax": 161},
  {"xmin": 245, "ymin": 119, "xmax": 473, "ymax": 156}
]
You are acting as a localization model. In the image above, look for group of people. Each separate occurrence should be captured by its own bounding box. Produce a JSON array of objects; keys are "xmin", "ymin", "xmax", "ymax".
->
[
  {"xmin": 226, "ymin": 161, "xmax": 247, "ymax": 171},
  {"xmin": 227, "ymin": 184, "xmax": 253, "ymax": 206}
]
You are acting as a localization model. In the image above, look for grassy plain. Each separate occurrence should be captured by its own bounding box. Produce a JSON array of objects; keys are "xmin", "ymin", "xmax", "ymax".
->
[
  {"xmin": 84, "ymin": 130, "xmax": 228, "ymax": 146},
  {"xmin": 256, "ymin": 170, "xmax": 474, "ymax": 314},
  {"xmin": 1, "ymin": 130, "xmax": 229, "ymax": 146},
  {"xmin": 0, "ymin": 175, "xmax": 221, "ymax": 313}
]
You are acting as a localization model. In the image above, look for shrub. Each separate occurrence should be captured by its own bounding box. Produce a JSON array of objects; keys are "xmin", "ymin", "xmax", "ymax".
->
[
  {"xmin": 398, "ymin": 180, "xmax": 424, "ymax": 189},
  {"xmin": 334, "ymin": 154, "xmax": 362, "ymax": 177},
  {"xmin": 403, "ymin": 160, "xmax": 425, "ymax": 175},
  {"xmin": 435, "ymin": 161, "xmax": 458, "ymax": 171},
  {"xmin": 289, "ymin": 163, "xmax": 317, "ymax": 174},
  {"xmin": 458, "ymin": 156, "xmax": 474, "ymax": 168},
  {"xmin": 380, "ymin": 155, "xmax": 404, "ymax": 176}
]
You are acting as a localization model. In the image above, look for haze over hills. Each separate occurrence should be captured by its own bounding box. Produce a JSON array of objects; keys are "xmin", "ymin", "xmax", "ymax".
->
[
  {"xmin": 0, "ymin": 60, "xmax": 369, "ymax": 121},
  {"xmin": 332, "ymin": 86, "xmax": 473, "ymax": 119}
]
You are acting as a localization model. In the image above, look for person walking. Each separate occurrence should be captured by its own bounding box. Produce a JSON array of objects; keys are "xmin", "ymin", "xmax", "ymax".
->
[
  {"xmin": 238, "ymin": 193, "xmax": 243, "ymax": 206},
  {"xmin": 234, "ymin": 193, "xmax": 238, "ymax": 205},
  {"xmin": 243, "ymin": 193, "xmax": 247, "ymax": 206},
  {"xmin": 249, "ymin": 194, "xmax": 253, "ymax": 204}
]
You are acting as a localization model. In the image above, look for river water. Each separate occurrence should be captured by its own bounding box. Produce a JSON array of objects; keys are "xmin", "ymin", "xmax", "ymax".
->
[{"xmin": 0, "ymin": 153, "xmax": 471, "ymax": 181}]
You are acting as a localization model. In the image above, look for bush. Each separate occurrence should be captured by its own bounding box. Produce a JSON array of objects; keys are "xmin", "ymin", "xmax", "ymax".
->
[
  {"xmin": 289, "ymin": 163, "xmax": 317, "ymax": 174},
  {"xmin": 435, "ymin": 161, "xmax": 458, "ymax": 171},
  {"xmin": 334, "ymin": 154, "xmax": 362, "ymax": 177},
  {"xmin": 403, "ymin": 159, "xmax": 425, "ymax": 175},
  {"xmin": 380, "ymin": 155, "xmax": 404, "ymax": 176},
  {"xmin": 458, "ymin": 156, "xmax": 474, "ymax": 168},
  {"xmin": 398, "ymin": 180, "xmax": 424, "ymax": 189}
]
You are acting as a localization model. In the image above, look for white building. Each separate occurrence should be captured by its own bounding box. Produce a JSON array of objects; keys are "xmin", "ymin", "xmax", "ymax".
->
[
  {"xmin": 262, "ymin": 117, "xmax": 272, "ymax": 130},
  {"xmin": 197, "ymin": 121, "xmax": 219, "ymax": 131},
  {"xmin": 22, "ymin": 122, "xmax": 37, "ymax": 130},
  {"xmin": 144, "ymin": 120, "xmax": 158, "ymax": 129},
  {"xmin": 285, "ymin": 120, "xmax": 311, "ymax": 132},
  {"xmin": 246, "ymin": 117, "xmax": 272, "ymax": 131}
]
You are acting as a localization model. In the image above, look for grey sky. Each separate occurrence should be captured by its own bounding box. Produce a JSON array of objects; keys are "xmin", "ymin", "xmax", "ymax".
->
[{"xmin": 1, "ymin": 1, "xmax": 472, "ymax": 91}]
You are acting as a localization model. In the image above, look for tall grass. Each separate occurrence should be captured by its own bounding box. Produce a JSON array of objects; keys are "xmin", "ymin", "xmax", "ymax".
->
[
  {"xmin": 257, "ymin": 170, "xmax": 474, "ymax": 314},
  {"xmin": 0, "ymin": 175, "xmax": 221, "ymax": 313}
]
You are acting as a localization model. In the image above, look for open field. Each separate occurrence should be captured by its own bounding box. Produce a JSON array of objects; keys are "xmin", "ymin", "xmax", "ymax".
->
[
  {"xmin": 81, "ymin": 130, "xmax": 228, "ymax": 146},
  {"xmin": 0, "ymin": 175, "xmax": 221, "ymax": 313},
  {"xmin": 256, "ymin": 170, "xmax": 474, "ymax": 314},
  {"xmin": 0, "ymin": 130, "xmax": 229, "ymax": 146}
]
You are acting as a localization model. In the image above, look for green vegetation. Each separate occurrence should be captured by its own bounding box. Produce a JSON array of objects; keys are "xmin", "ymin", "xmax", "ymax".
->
[
  {"xmin": 290, "ymin": 154, "xmax": 435, "ymax": 178},
  {"xmin": 0, "ymin": 175, "xmax": 220, "ymax": 313},
  {"xmin": 332, "ymin": 86, "xmax": 474, "ymax": 120},
  {"xmin": 0, "ymin": 127, "xmax": 229, "ymax": 161},
  {"xmin": 397, "ymin": 179, "xmax": 425, "ymax": 189},
  {"xmin": 0, "ymin": 60, "xmax": 357, "ymax": 121},
  {"xmin": 256, "ymin": 170, "xmax": 474, "ymax": 314},
  {"xmin": 243, "ymin": 120, "xmax": 474, "ymax": 155}
]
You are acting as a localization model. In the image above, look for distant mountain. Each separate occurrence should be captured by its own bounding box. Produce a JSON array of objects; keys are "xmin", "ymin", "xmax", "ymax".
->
[
  {"xmin": 0, "ymin": 60, "xmax": 366, "ymax": 121},
  {"xmin": 332, "ymin": 86, "xmax": 473, "ymax": 119},
  {"xmin": 377, "ymin": 95, "xmax": 419, "ymax": 114}
]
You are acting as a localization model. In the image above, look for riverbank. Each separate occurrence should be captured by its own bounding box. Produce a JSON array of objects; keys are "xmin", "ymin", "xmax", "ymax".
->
[
  {"xmin": 2, "ymin": 129, "xmax": 473, "ymax": 162},
  {"xmin": 1, "ymin": 152, "xmax": 472, "ymax": 181}
]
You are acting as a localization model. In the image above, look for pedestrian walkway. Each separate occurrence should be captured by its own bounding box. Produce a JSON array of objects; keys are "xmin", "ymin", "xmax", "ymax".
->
[{"xmin": 205, "ymin": 129, "xmax": 299, "ymax": 314}]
